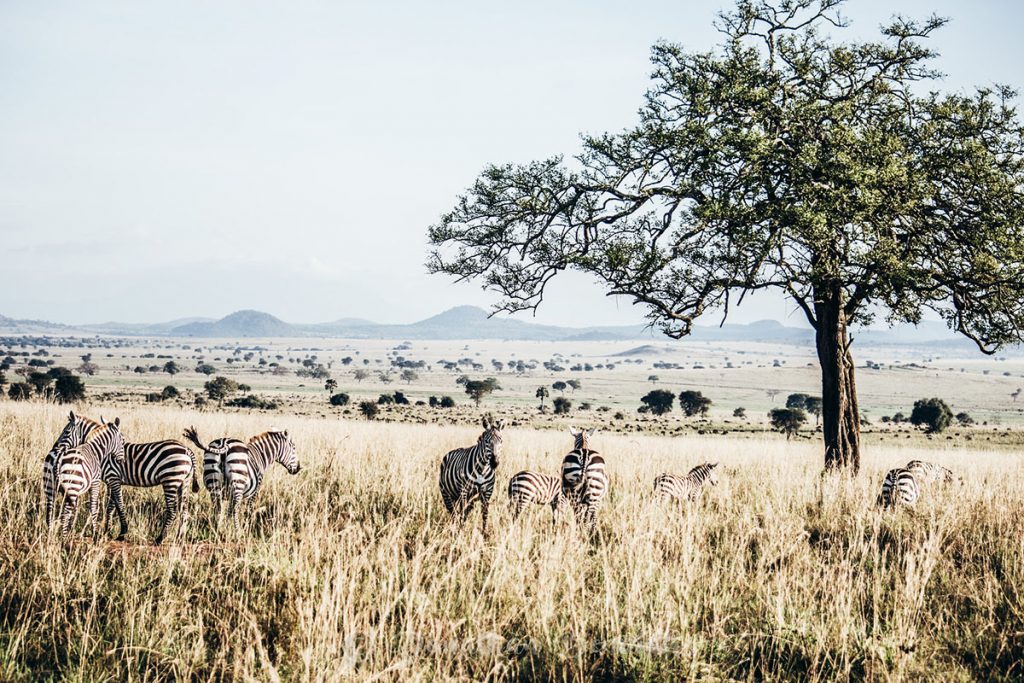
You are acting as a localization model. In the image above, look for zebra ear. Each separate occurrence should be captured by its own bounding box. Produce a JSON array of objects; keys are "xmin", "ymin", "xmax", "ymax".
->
[
  {"xmin": 496, "ymin": 419, "xmax": 504, "ymax": 430},
  {"xmin": 569, "ymin": 426, "xmax": 580, "ymax": 436},
  {"xmin": 100, "ymin": 416, "xmax": 107, "ymax": 425},
  {"xmin": 588, "ymin": 428, "xmax": 598, "ymax": 437},
  {"xmin": 112, "ymin": 417, "xmax": 121, "ymax": 430},
  {"xmin": 711, "ymin": 462, "xmax": 719, "ymax": 468},
  {"xmin": 482, "ymin": 415, "xmax": 490, "ymax": 429},
  {"xmin": 68, "ymin": 410, "xmax": 76, "ymax": 422}
]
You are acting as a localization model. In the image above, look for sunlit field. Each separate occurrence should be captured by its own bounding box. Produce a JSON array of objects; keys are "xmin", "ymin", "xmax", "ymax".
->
[{"xmin": 0, "ymin": 401, "xmax": 1021, "ymax": 680}]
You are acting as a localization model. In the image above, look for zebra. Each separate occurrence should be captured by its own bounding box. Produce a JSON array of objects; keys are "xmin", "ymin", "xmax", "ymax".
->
[
  {"xmin": 906, "ymin": 460, "xmax": 957, "ymax": 485},
  {"xmin": 560, "ymin": 427, "xmax": 607, "ymax": 534},
  {"xmin": 877, "ymin": 468, "xmax": 920, "ymax": 508},
  {"xmin": 183, "ymin": 426, "xmax": 300, "ymax": 521},
  {"xmin": 508, "ymin": 470, "xmax": 561, "ymax": 524},
  {"xmin": 654, "ymin": 462, "xmax": 720, "ymax": 502},
  {"xmin": 439, "ymin": 415, "xmax": 504, "ymax": 535},
  {"xmin": 103, "ymin": 439, "xmax": 199, "ymax": 544},
  {"xmin": 55, "ymin": 418, "xmax": 126, "ymax": 540},
  {"xmin": 43, "ymin": 411, "xmax": 102, "ymax": 526}
]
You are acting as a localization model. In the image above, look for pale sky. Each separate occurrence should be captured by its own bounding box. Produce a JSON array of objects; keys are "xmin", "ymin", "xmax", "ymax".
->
[{"xmin": 2, "ymin": 1, "xmax": 1021, "ymax": 327}]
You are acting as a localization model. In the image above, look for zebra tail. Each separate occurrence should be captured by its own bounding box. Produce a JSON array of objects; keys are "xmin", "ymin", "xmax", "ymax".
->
[{"xmin": 182, "ymin": 426, "xmax": 206, "ymax": 452}]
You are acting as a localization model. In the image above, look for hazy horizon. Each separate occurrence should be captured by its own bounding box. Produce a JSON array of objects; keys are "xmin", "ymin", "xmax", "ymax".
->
[{"xmin": 3, "ymin": 0, "xmax": 1021, "ymax": 328}]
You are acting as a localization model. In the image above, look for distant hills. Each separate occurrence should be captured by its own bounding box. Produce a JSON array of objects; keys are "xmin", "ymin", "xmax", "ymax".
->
[{"xmin": 0, "ymin": 305, "xmax": 981, "ymax": 348}]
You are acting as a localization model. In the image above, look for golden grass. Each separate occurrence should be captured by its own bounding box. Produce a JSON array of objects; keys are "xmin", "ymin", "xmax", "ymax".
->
[{"xmin": 0, "ymin": 401, "xmax": 1022, "ymax": 680}]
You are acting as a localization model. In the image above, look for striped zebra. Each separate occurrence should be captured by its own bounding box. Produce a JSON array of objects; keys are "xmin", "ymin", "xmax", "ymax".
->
[
  {"xmin": 183, "ymin": 426, "xmax": 300, "ymax": 521},
  {"xmin": 877, "ymin": 468, "xmax": 920, "ymax": 508},
  {"xmin": 561, "ymin": 427, "xmax": 607, "ymax": 534},
  {"xmin": 654, "ymin": 462, "xmax": 720, "ymax": 502},
  {"xmin": 43, "ymin": 411, "xmax": 103, "ymax": 527},
  {"xmin": 103, "ymin": 440, "xmax": 199, "ymax": 544},
  {"xmin": 55, "ymin": 418, "xmax": 126, "ymax": 540},
  {"xmin": 439, "ymin": 415, "xmax": 504, "ymax": 535},
  {"xmin": 906, "ymin": 460, "xmax": 956, "ymax": 485},
  {"xmin": 508, "ymin": 470, "xmax": 561, "ymax": 524}
]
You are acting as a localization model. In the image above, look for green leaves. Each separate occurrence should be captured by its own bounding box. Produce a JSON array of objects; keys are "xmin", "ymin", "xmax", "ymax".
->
[{"xmin": 427, "ymin": 0, "xmax": 1024, "ymax": 351}]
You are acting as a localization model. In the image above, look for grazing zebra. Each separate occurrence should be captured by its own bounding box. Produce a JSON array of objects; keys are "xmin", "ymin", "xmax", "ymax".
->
[
  {"xmin": 906, "ymin": 460, "xmax": 956, "ymax": 485},
  {"xmin": 56, "ymin": 418, "xmax": 126, "ymax": 540},
  {"xmin": 43, "ymin": 411, "xmax": 102, "ymax": 526},
  {"xmin": 508, "ymin": 470, "xmax": 561, "ymax": 524},
  {"xmin": 654, "ymin": 462, "xmax": 720, "ymax": 502},
  {"xmin": 877, "ymin": 468, "xmax": 920, "ymax": 508},
  {"xmin": 104, "ymin": 440, "xmax": 199, "ymax": 544},
  {"xmin": 439, "ymin": 415, "xmax": 504, "ymax": 535},
  {"xmin": 561, "ymin": 427, "xmax": 607, "ymax": 534},
  {"xmin": 183, "ymin": 426, "xmax": 300, "ymax": 521}
]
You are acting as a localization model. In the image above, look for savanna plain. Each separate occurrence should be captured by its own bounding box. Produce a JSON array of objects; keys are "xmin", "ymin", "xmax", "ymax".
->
[{"xmin": 0, "ymin": 336, "xmax": 1022, "ymax": 680}]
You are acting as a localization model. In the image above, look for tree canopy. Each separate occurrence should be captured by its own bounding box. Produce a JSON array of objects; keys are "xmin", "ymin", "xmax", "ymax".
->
[{"xmin": 428, "ymin": 0, "xmax": 1024, "ymax": 471}]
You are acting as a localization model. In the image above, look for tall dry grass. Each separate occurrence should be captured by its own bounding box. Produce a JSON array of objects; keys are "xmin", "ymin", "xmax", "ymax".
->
[{"xmin": 0, "ymin": 401, "xmax": 1022, "ymax": 680}]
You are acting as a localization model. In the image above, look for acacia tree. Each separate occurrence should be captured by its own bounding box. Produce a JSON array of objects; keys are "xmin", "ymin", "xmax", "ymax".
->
[{"xmin": 428, "ymin": 0, "xmax": 1024, "ymax": 471}]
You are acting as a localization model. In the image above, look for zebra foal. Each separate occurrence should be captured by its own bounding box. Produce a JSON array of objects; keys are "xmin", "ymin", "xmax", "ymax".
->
[
  {"xmin": 508, "ymin": 470, "xmax": 561, "ymax": 524},
  {"xmin": 654, "ymin": 462, "xmax": 720, "ymax": 502},
  {"xmin": 43, "ymin": 411, "xmax": 102, "ymax": 527}
]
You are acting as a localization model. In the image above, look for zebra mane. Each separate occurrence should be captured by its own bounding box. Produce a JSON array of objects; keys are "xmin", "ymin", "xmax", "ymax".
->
[
  {"xmin": 251, "ymin": 429, "xmax": 288, "ymax": 444},
  {"xmin": 687, "ymin": 462, "xmax": 717, "ymax": 478}
]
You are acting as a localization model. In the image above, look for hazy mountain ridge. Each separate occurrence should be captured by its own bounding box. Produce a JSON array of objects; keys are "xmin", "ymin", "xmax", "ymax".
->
[{"xmin": 0, "ymin": 306, "xmax": 988, "ymax": 348}]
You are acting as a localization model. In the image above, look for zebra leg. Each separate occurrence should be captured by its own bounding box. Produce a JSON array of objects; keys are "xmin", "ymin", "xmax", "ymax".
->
[
  {"xmin": 155, "ymin": 483, "xmax": 178, "ymax": 545},
  {"xmin": 227, "ymin": 484, "xmax": 244, "ymax": 527},
  {"xmin": 104, "ymin": 494, "xmax": 114, "ymax": 535},
  {"xmin": 510, "ymin": 496, "xmax": 523, "ymax": 522},
  {"xmin": 43, "ymin": 466, "xmax": 55, "ymax": 527},
  {"xmin": 60, "ymin": 496, "xmax": 79, "ymax": 540},
  {"xmin": 85, "ymin": 482, "xmax": 102, "ymax": 540},
  {"xmin": 481, "ymin": 498, "xmax": 490, "ymax": 537},
  {"xmin": 177, "ymin": 482, "xmax": 190, "ymax": 542},
  {"xmin": 108, "ymin": 481, "xmax": 129, "ymax": 540}
]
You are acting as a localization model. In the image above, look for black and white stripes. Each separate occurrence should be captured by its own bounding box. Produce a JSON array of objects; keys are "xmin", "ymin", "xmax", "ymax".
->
[
  {"xmin": 561, "ymin": 427, "xmax": 607, "ymax": 533},
  {"xmin": 105, "ymin": 440, "xmax": 199, "ymax": 543},
  {"xmin": 55, "ymin": 418, "xmax": 126, "ymax": 539},
  {"xmin": 43, "ymin": 411, "xmax": 102, "ymax": 526},
  {"xmin": 439, "ymin": 415, "xmax": 504, "ymax": 535},
  {"xmin": 508, "ymin": 470, "xmax": 561, "ymax": 523},
  {"xmin": 654, "ymin": 462, "xmax": 720, "ymax": 502},
  {"xmin": 183, "ymin": 426, "xmax": 300, "ymax": 522}
]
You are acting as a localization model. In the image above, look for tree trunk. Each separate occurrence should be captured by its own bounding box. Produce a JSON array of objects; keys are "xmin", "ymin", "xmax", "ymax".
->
[{"xmin": 814, "ymin": 291, "xmax": 861, "ymax": 471}]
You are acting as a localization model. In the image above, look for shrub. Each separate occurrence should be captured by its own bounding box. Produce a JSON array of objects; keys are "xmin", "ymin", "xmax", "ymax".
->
[
  {"xmin": 678, "ymin": 390, "xmax": 712, "ymax": 417},
  {"xmin": 640, "ymin": 390, "xmax": 675, "ymax": 415},
  {"xmin": 769, "ymin": 408, "xmax": 807, "ymax": 439},
  {"xmin": 226, "ymin": 395, "xmax": 280, "ymax": 410},
  {"xmin": 439, "ymin": 396, "xmax": 456, "ymax": 408},
  {"xmin": 359, "ymin": 401, "xmax": 379, "ymax": 420},
  {"xmin": 8, "ymin": 382, "xmax": 32, "ymax": 400},
  {"xmin": 553, "ymin": 397, "xmax": 572, "ymax": 414},
  {"xmin": 161, "ymin": 385, "xmax": 179, "ymax": 400},
  {"xmin": 329, "ymin": 393, "xmax": 350, "ymax": 407},
  {"xmin": 910, "ymin": 398, "xmax": 954, "ymax": 433}
]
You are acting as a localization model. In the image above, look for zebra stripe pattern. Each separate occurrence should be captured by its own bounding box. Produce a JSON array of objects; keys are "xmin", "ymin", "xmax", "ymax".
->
[
  {"xmin": 104, "ymin": 440, "xmax": 199, "ymax": 544},
  {"xmin": 56, "ymin": 418, "xmax": 126, "ymax": 539},
  {"xmin": 184, "ymin": 426, "xmax": 300, "ymax": 521},
  {"xmin": 561, "ymin": 427, "xmax": 607, "ymax": 534},
  {"xmin": 439, "ymin": 415, "xmax": 504, "ymax": 535},
  {"xmin": 508, "ymin": 470, "xmax": 561, "ymax": 524},
  {"xmin": 43, "ymin": 411, "xmax": 102, "ymax": 526},
  {"xmin": 906, "ymin": 460, "xmax": 956, "ymax": 485},
  {"xmin": 654, "ymin": 462, "xmax": 720, "ymax": 502},
  {"xmin": 877, "ymin": 468, "xmax": 920, "ymax": 508}
]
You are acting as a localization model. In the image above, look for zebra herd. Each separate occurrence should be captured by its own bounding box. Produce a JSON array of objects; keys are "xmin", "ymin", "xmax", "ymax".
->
[
  {"xmin": 442, "ymin": 417, "xmax": 959, "ymax": 535},
  {"xmin": 42, "ymin": 411, "xmax": 300, "ymax": 543},
  {"xmin": 440, "ymin": 418, "xmax": 721, "ymax": 535},
  {"xmin": 42, "ymin": 411, "xmax": 954, "ymax": 544}
]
